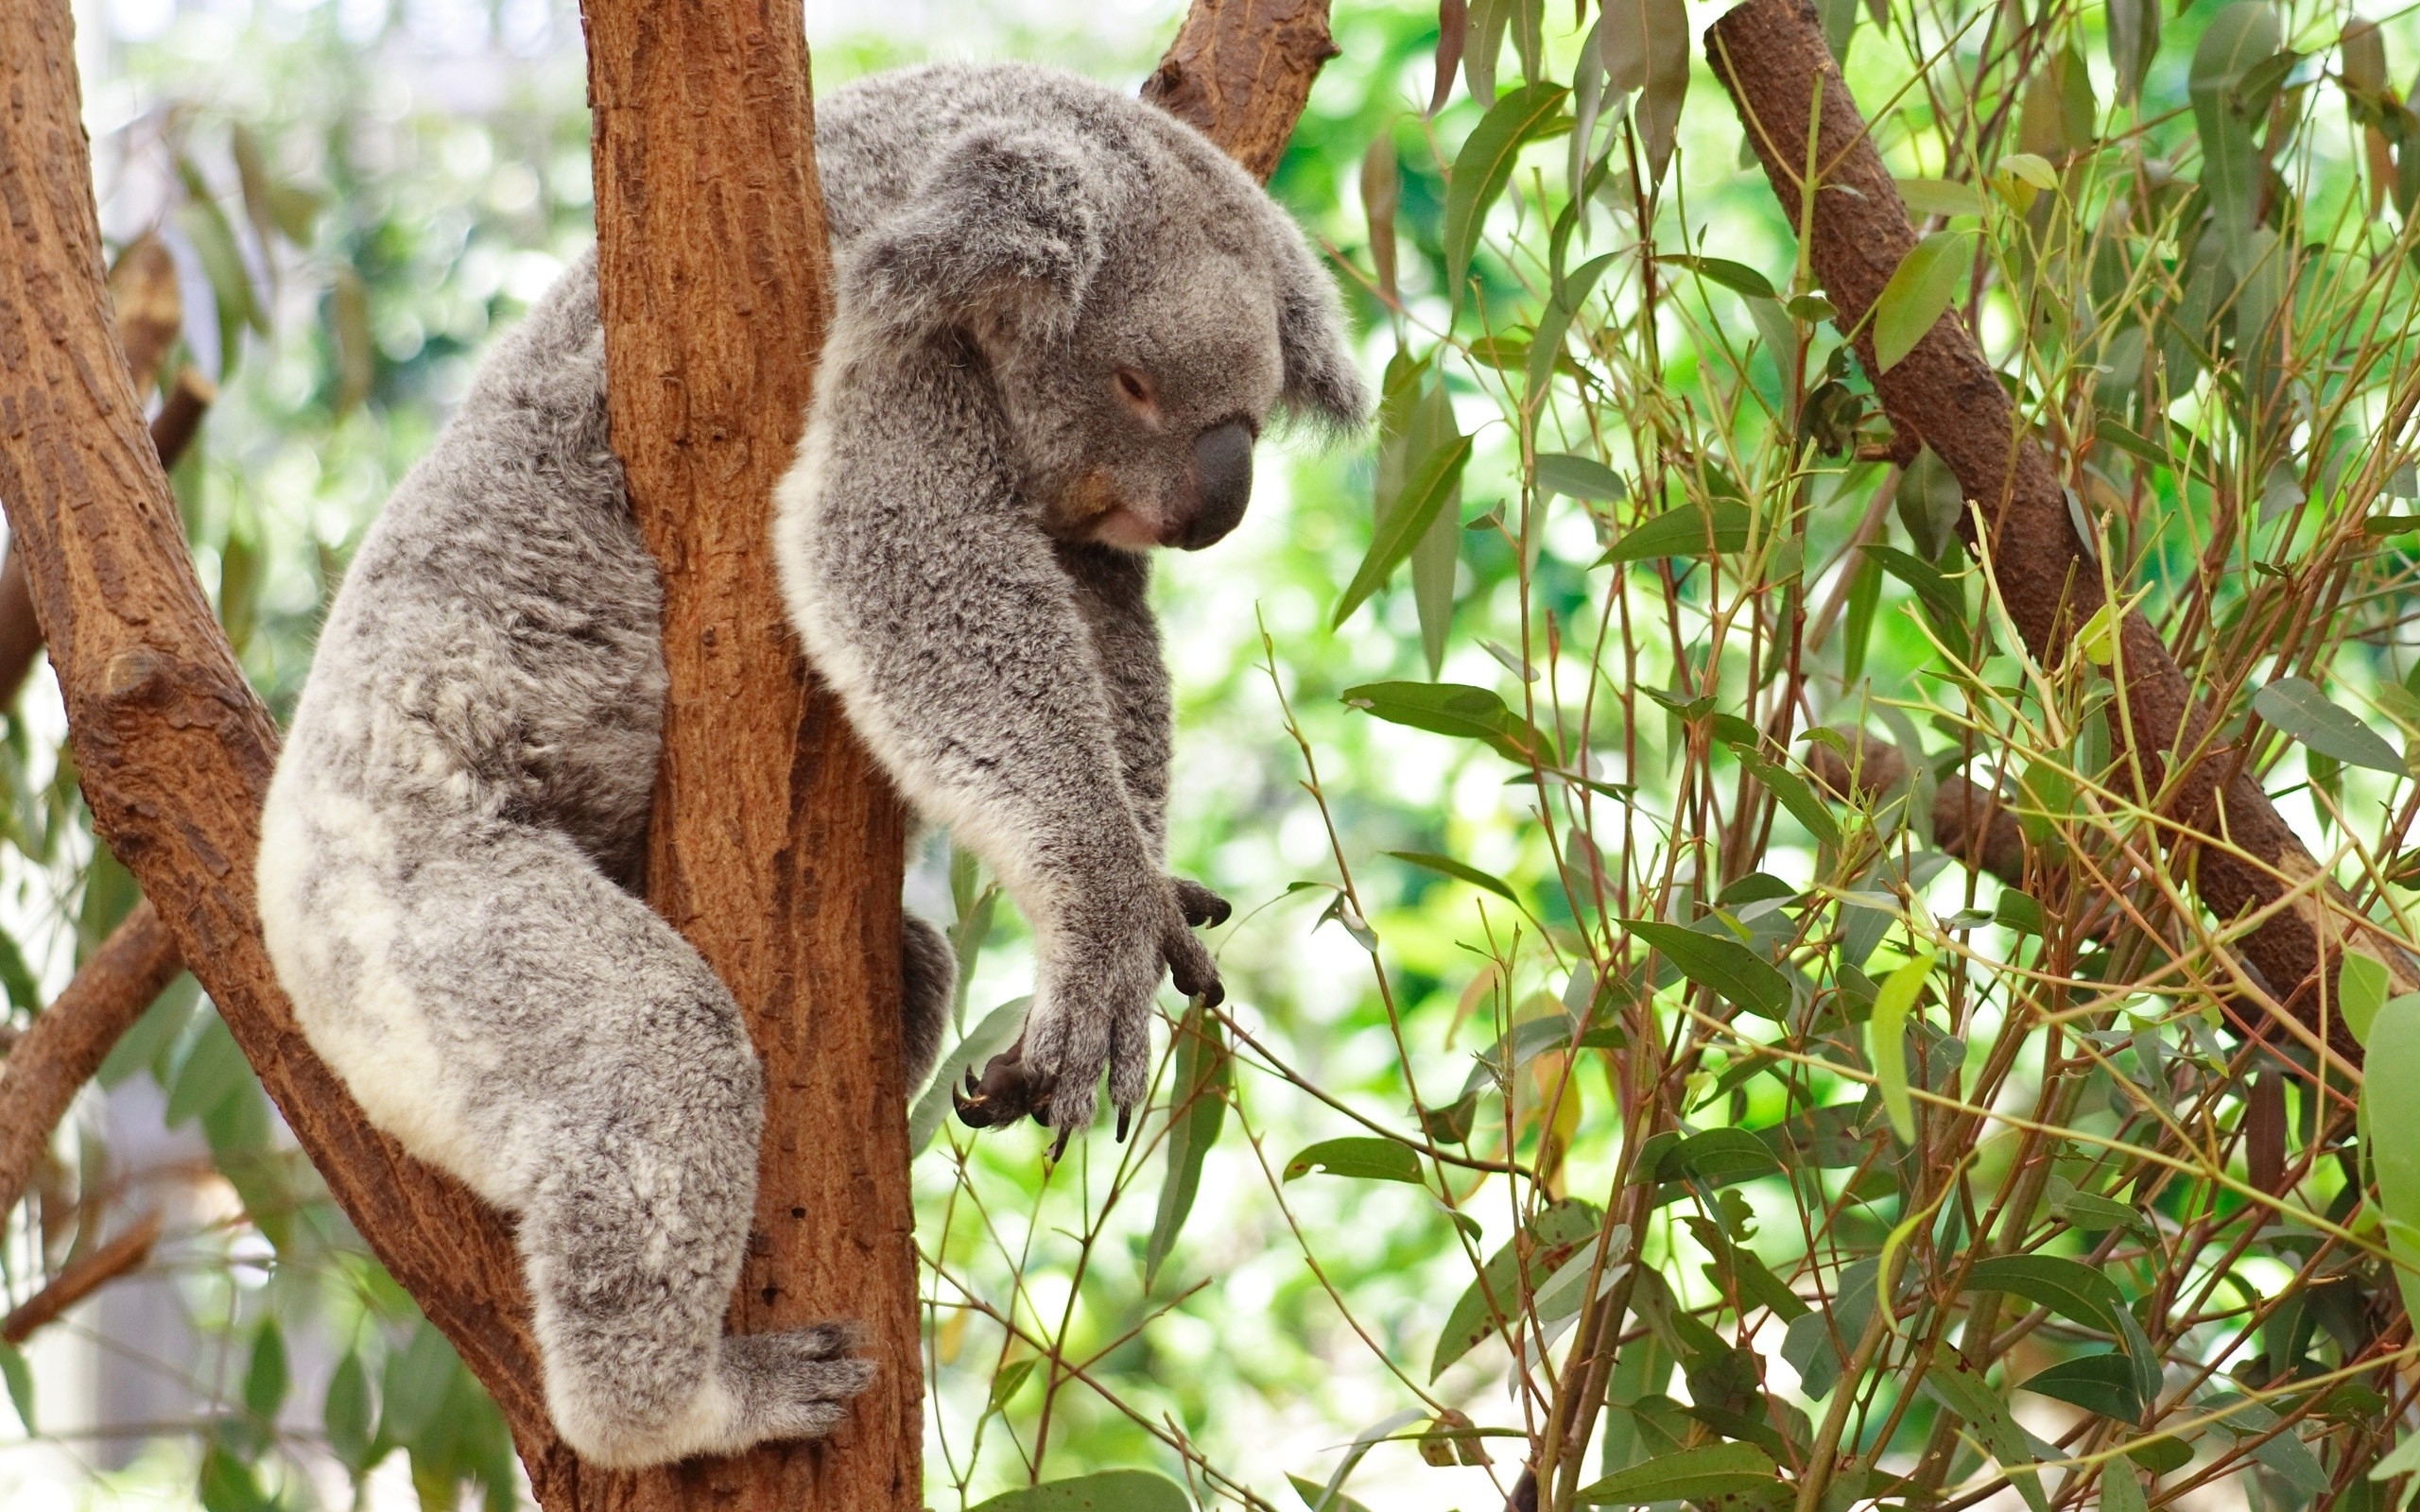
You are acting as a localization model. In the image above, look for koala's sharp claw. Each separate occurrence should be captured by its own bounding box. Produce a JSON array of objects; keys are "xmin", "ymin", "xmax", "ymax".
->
[
  {"xmin": 1046, "ymin": 1125, "xmax": 1073, "ymax": 1162},
  {"xmin": 954, "ymin": 1039, "xmax": 1054, "ymax": 1131},
  {"xmin": 1174, "ymin": 878, "xmax": 1232, "ymax": 929},
  {"xmin": 1115, "ymin": 1107, "xmax": 1132, "ymax": 1143}
]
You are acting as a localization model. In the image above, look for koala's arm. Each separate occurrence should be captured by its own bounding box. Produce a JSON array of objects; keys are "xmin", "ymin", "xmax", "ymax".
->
[
  {"xmin": 778, "ymin": 335, "xmax": 1216, "ymax": 1134},
  {"xmin": 1056, "ymin": 542, "xmax": 1230, "ymax": 932}
]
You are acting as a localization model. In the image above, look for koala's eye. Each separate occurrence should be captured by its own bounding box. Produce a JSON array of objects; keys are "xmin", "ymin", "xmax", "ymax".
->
[{"xmin": 1113, "ymin": 367, "xmax": 1157, "ymax": 410}]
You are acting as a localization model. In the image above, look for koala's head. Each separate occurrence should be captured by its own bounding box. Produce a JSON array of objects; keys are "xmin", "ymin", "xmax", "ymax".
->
[{"xmin": 846, "ymin": 88, "xmax": 1368, "ymax": 553}]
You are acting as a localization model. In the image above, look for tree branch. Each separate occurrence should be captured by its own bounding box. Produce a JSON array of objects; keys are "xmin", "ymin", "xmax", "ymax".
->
[
  {"xmin": 1, "ymin": 1208, "xmax": 161, "ymax": 1345},
  {"xmin": 0, "ymin": 903, "xmax": 182, "ymax": 1216},
  {"xmin": 1142, "ymin": 0, "xmax": 1340, "ymax": 181},
  {"xmin": 1704, "ymin": 0, "xmax": 2399, "ymax": 1051},
  {"xmin": 0, "ymin": 0, "xmax": 556, "ymax": 1461}
]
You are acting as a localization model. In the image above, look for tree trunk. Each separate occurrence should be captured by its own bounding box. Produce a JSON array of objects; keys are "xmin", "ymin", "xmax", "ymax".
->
[{"xmin": 569, "ymin": 1, "xmax": 919, "ymax": 1508}]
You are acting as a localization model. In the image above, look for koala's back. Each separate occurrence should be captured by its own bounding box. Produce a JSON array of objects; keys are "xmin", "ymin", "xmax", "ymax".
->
[{"xmin": 278, "ymin": 62, "xmax": 1260, "ymax": 881}]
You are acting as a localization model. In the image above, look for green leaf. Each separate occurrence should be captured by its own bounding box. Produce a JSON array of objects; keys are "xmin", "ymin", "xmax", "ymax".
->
[
  {"xmin": 379, "ymin": 1321, "xmax": 459, "ymax": 1446},
  {"xmin": 2017, "ymin": 1352, "xmax": 2143, "ymax": 1419},
  {"xmin": 1659, "ymin": 1127, "xmax": 1781, "ymax": 1184},
  {"xmin": 1342, "ymin": 681, "xmax": 1547, "ymax": 765},
  {"xmin": 1964, "ymin": 1254, "xmax": 2160, "ymax": 1405},
  {"xmin": 1873, "ymin": 231, "xmax": 1972, "ymax": 372},
  {"xmin": 165, "ymin": 1015, "xmax": 252, "ymax": 1128},
  {"xmin": 1596, "ymin": 500, "xmax": 1752, "ymax": 566},
  {"xmin": 243, "ymin": 1317, "xmax": 289, "ymax": 1426},
  {"xmin": 1869, "ymin": 952, "xmax": 1933, "ymax": 1143},
  {"xmin": 1288, "ymin": 1474, "xmax": 1375, "ymax": 1512},
  {"xmin": 1145, "ymin": 1003, "xmax": 1230, "ymax": 1287},
  {"xmin": 1728, "ymin": 744, "xmax": 1843, "ymax": 849},
  {"xmin": 1334, "ymin": 434, "xmax": 1474, "ymax": 628},
  {"xmin": 2190, "ymin": 3, "xmax": 2282, "ymax": 251},
  {"xmin": 2101, "ymin": 1461, "xmax": 2152, "ymax": 1512},
  {"xmin": 1535, "ymin": 453, "xmax": 1628, "ymax": 502},
  {"xmin": 909, "ymin": 998, "xmax": 1027, "ymax": 1156},
  {"xmin": 0, "ymin": 928, "xmax": 39, "ymax": 1019},
  {"xmin": 969, "ymin": 1469, "xmax": 1192, "ymax": 1512},
  {"xmin": 2107, "ymin": 0, "xmax": 2160, "ymax": 103},
  {"xmin": 1655, "ymin": 254, "xmax": 1776, "ymax": 301},
  {"xmin": 2367, "ymin": 993, "xmax": 2420, "ymax": 1321},
  {"xmin": 324, "ymin": 1349, "xmax": 375, "ymax": 1471},
  {"xmin": 1920, "ymin": 1363, "xmax": 2049, "ymax": 1512},
  {"xmin": 2255, "ymin": 677, "xmax": 2404, "ymax": 774},
  {"xmin": 1442, "ymin": 83, "xmax": 1568, "ymax": 305},
  {"xmin": 1389, "ymin": 850, "xmax": 1519, "ymax": 902},
  {"xmin": 1895, "ymin": 177, "xmax": 1986, "ymax": 218},
  {"xmin": 987, "ymin": 1358, "xmax": 1037, "ymax": 1416},
  {"xmin": 0, "ymin": 1340, "xmax": 31, "ymax": 1432},
  {"xmin": 1865, "ymin": 544, "xmax": 1966, "ymax": 633},
  {"xmin": 1283, "ymin": 1136, "xmax": 1425, "ymax": 1185},
  {"xmin": 1624, "ymin": 920, "xmax": 1792, "ymax": 1020},
  {"xmin": 199, "ymin": 1443, "xmax": 266, "ymax": 1512},
  {"xmin": 1430, "ymin": 1199, "xmax": 1600, "ymax": 1380},
  {"xmin": 1573, "ymin": 1442, "xmax": 1780, "ymax": 1505},
  {"xmin": 1599, "ymin": 0, "xmax": 1688, "ymax": 183},
  {"xmin": 2342, "ymin": 950, "xmax": 2394, "ymax": 1045}
]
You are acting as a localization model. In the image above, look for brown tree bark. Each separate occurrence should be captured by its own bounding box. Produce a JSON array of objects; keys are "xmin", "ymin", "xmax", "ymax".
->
[
  {"xmin": 574, "ymin": 0, "xmax": 918, "ymax": 1507},
  {"xmin": 0, "ymin": 903, "xmax": 182, "ymax": 1216},
  {"xmin": 0, "ymin": 0, "xmax": 560, "ymax": 1460},
  {"xmin": 1705, "ymin": 0, "xmax": 2407, "ymax": 1051},
  {"xmin": 1142, "ymin": 0, "xmax": 1340, "ymax": 181}
]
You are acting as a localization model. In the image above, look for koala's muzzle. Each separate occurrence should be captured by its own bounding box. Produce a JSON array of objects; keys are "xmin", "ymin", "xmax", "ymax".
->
[{"xmin": 1178, "ymin": 422, "xmax": 1254, "ymax": 550}]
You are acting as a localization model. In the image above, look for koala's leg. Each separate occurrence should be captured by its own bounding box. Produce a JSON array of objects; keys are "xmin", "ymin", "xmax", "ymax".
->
[
  {"xmin": 267, "ymin": 806, "xmax": 873, "ymax": 1469},
  {"xmin": 899, "ymin": 911, "xmax": 955, "ymax": 1092}
]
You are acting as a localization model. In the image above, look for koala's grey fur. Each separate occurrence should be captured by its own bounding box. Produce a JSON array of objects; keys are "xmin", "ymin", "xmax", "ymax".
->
[{"xmin": 257, "ymin": 60, "xmax": 1363, "ymax": 1470}]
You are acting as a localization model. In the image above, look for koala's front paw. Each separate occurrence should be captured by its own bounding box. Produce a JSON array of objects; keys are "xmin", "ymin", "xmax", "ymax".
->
[
  {"xmin": 951, "ymin": 1034, "xmax": 1053, "ymax": 1129},
  {"xmin": 1162, "ymin": 876, "xmax": 1227, "ymax": 1007}
]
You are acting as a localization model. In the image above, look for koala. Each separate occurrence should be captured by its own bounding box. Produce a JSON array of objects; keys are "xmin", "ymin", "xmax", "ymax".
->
[{"xmin": 255, "ymin": 60, "xmax": 1362, "ymax": 1470}]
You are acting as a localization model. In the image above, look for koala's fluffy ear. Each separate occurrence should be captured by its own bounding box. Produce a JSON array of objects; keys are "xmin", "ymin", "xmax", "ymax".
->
[
  {"xmin": 850, "ymin": 129, "xmax": 1104, "ymax": 340},
  {"xmin": 1269, "ymin": 231, "xmax": 1370, "ymax": 435}
]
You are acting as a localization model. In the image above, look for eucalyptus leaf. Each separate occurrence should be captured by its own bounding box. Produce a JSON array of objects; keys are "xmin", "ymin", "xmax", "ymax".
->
[
  {"xmin": 1573, "ymin": 1442, "xmax": 1779, "ymax": 1505},
  {"xmin": 1873, "ymin": 231, "xmax": 1973, "ymax": 372},
  {"xmin": 1443, "ymin": 83, "xmax": 1568, "ymax": 305},
  {"xmin": 1145, "ymin": 1002, "xmax": 1230, "ymax": 1286},
  {"xmin": 2254, "ymin": 678, "xmax": 2404, "ymax": 773},
  {"xmin": 1283, "ymin": 1136, "xmax": 1425, "ymax": 1185},
  {"xmin": 1623, "ymin": 919, "xmax": 1792, "ymax": 1020}
]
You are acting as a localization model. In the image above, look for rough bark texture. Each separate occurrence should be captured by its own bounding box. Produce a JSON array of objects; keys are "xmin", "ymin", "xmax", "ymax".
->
[
  {"xmin": 0, "ymin": 903, "xmax": 182, "ymax": 1215},
  {"xmin": 0, "ymin": 0, "xmax": 561, "ymax": 1459},
  {"xmin": 0, "ymin": 367, "xmax": 213, "ymax": 710},
  {"xmin": 576, "ymin": 2, "xmax": 918, "ymax": 1509},
  {"xmin": 1705, "ymin": 0, "xmax": 2404, "ymax": 1046},
  {"xmin": 1142, "ymin": 0, "xmax": 1340, "ymax": 181}
]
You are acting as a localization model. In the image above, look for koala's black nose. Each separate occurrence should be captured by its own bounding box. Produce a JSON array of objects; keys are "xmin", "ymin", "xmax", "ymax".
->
[{"xmin": 1180, "ymin": 422, "xmax": 1254, "ymax": 550}]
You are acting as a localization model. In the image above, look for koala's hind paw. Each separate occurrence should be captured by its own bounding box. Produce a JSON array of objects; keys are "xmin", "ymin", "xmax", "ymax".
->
[
  {"xmin": 721, "ymin": 1325, "xmax": 876, "ymax": 1447},
  {"xmin": 952, "ymin": 1036, "xmax": 1054, "ymax": 1129}
]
